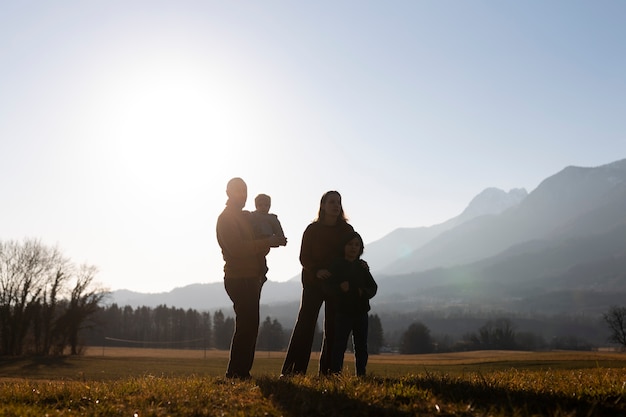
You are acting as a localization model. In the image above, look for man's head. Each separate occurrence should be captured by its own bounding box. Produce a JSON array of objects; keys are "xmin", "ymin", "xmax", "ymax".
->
[{"xmin": 226, "ymin": 177, "xmax": 247, "ymax": 208}]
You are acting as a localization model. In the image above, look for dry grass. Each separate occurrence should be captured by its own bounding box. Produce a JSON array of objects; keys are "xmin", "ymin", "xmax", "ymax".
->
[{"xmin": 2, "ymin": 348, "xmax": 626, "ymax": 416}]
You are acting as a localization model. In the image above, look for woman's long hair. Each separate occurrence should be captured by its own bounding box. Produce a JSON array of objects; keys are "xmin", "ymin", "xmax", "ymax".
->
[{"xmin": 316, "ymin": 190, "xmax": 348, "ymax": 223}]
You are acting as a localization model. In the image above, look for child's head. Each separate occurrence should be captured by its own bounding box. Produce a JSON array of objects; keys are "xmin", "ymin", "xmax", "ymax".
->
[
  {"xmin": 254, "ymin": 194, "xmax": 271, "ymax": 214},
  {"xmin": 342, "ymin": 231, "xmax": 364, "ymax": 261}
]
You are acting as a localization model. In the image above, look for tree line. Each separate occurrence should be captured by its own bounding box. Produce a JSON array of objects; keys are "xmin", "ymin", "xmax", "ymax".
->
[
  {"xmin": 82, "ymin": 303, "xmax": 386, "ymax": 354},
  {"xmin": 88, "ymin": 304, "xmax": 622, "ymax": 356},
  {"xmin": 83, "ymin": 304, "xmax": 227, "ymax": 350},
  {"xmin": 399, "ymin": 312, "xmax": 626, "ymax": 354},
  {"xmin": 0, "ymin": 239, "xmax": 105, "ymax": 356}
]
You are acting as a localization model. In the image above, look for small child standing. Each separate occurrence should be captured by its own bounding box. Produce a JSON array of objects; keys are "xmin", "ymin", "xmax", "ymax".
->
[
  {"xmin": 249, "ymin": 194, "xmax": 286, "ymax": 283},
  {"xmin": 326, "ymin": 231, "xmax": 378, "ymax": 376}
]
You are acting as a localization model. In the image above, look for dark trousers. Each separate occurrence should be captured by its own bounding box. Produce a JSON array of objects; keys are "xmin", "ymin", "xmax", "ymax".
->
[
  {"xmin": 281, "ymin": 282, "xmax": 335, "ymax": 375},
  {"xmin": 330, "ymin": 311, "xmax": 369, "ymax": 376},
  {"xmin": 224, "ymin": 277, "xmax": 261, "ymax": 378},
  {"xmin": 319, "ymin": 300, "xmax": 336, "ymax": 375}
]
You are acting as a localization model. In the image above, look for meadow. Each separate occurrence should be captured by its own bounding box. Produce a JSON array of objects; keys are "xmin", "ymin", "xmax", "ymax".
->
[{"xmin": 1, "ymin": 348, "xmax": 625, "ymax": 416}]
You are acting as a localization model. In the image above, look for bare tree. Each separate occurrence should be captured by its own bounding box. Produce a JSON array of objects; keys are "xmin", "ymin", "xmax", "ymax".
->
[
  {"xmin": 56, "ymin": 265, "xmax": 107, "ymax": 355},
  {"xmin": 0, "ymin": 239, "xmax": 107, "ymax": 356},
  {"xmin": 603, "ymin": 306, "xmax": 626, "ymax": 348},
  {"xmin": 475, "ymin": 318, "xmax": 516, "ymax": 350},
  {"xmin": 33, "ymin": 269, "xmax": 67, "ymax": 355},
  {"xmin": 0, "ymin": 239, "xmax": 67, "ymax": 355}
]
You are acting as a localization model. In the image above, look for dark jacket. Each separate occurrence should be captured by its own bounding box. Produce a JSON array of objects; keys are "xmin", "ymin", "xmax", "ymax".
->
[
  {"xmin": 216, "ymin": 205, "xmax": 269, "ymax": 279},
  {"xmin": 249, "ymin": 211, "xmax": 284, "ymax": 240},
  {"xmin": 326, "ymin": 258, "xmax": 377, "ymax": 316},
  {"xmin": 299, "ymin": 221, "xmax": 354, "ymax": 288}
]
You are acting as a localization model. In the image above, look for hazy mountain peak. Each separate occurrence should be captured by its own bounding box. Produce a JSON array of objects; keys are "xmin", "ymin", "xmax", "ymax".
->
[
  {"xmin": 366, "ymin": 187, "xmax": 526, "ymax": 272},
  {"xmin": 459, "ymin": 187, "xmax": 528, "ymax": 220},
  {"xmin": 599, "ymin": 158, "xmax": 626, "ymax": 186},
  {"xmin": 530, "ymin": 158, "xmax": 626, "ymax": 205},
  {"xmin": 604, "ymin": 158, "xmax": 626, "ymax": 169},
  {"xmin": 385, "ymin": 158, "xmax": 626, "ymax": 276}
]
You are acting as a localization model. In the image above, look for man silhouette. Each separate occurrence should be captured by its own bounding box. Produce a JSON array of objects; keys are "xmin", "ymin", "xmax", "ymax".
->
[{"xmin": 216, "ymin": 177, "xmax": 286, "ymax": 378}]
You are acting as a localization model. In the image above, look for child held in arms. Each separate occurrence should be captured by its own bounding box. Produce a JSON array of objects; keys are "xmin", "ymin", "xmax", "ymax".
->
[
  {"xmin": 249, "ymin": 193, "xmax": 286, "ymax": 283},
  {"xmin": 325, "ymin": 231, "xmax": 378, "ymax": 376}
]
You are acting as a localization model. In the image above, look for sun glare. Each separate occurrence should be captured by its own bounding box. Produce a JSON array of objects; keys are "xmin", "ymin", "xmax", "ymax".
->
[{"xmin": 94, "ymin": 56, "xmax": 263, "ymax": 197}]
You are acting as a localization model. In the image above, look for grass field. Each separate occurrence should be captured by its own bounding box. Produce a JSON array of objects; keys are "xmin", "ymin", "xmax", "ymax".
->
[{"xmin": 1, "ymin": 348, "xmax": 625, "ymax": 416}]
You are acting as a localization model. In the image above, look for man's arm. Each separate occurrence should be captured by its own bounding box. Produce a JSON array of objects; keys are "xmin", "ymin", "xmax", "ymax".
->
[
  {"xmin": 270, "ymin": 214, "xmax": 285, "ymax": 238},
  {"xmin": 217, "ymin": 213, "xmax": 275, "ymax": 258}
]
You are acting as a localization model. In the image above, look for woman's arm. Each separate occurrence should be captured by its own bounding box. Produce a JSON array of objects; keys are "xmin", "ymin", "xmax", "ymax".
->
[{"xmin": 299, "ymin": 224, "xmax": 319, "ymax": 273}]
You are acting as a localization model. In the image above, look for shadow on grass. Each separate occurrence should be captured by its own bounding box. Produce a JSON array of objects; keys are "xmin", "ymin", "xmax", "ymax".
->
[
  {"xmin": 0, "ymin": 356, "xmax": 76, "ymax": 377},
  {"xmin": 378, "ymin": 375, "xmax": 624, "ymax": 417},
  {"xmin": 256, "ymin": 374, "xmax": 624, "ymax": 417},
  {"xmin": 256, "ymin": 376, "xmax": 414, "ymax": 417}
]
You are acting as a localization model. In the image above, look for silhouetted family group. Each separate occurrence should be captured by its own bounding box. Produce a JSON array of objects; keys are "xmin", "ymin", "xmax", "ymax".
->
[{"xmin": 216, "ymin": 177, "xmax": 378, "ymax": 379}]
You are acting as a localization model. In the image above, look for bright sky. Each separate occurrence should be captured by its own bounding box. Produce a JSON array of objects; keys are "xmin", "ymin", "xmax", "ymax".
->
[{"xmin": 2, "ymin": 1, "xmax": 625, "ymax": 293}]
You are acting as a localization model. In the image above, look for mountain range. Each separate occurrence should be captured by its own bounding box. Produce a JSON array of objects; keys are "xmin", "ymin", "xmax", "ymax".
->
[{"xmin": 109, "ymin": 158, "xmax": 626, "ymax": 318}]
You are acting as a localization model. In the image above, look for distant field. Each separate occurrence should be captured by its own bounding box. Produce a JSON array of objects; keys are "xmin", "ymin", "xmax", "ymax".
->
[
  {"xmin": 86, "ymin": 345, "xmax": 626, "ymax": 365},
  {"xmin": 6, "ymin": 346, "xmax": 609, "ymax": 380}
]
